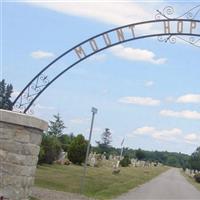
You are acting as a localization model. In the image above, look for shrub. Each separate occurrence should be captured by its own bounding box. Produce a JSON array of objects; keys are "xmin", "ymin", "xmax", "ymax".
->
[
  {"xmin": 120, "ymin": 155, "xmax": 131, "ymax": 167},
  {"xmin": 194, "ymin": 173, "xmax": 200, "ymax": 183},
  {"xmin": 68, "ymin": 134, "xmax": 88, "ymax": 165},
  {"xmin": 58, "ymin": 134, "xmax": 72, "ymax": 152},
  {"xmin": 38, "ymin": 134, "xmax": 62, "ymax": 164}
]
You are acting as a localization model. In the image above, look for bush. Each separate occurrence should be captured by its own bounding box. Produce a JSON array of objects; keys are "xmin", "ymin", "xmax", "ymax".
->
[
  {"xmin": 38, "ymin": 134, "xmax": 62, "ymax": 164},
  {"xmin": 120, "ymin": 155, "xmax": 131, "ymax": 167},
  {"xmin": 58, "ymin": 134, "xmax": 71, "ymax": 152},
  {"xmin": 194, "ymin": 173, "xmax": 200, "ymax": 183},
  {"xmin": 68, "ymin": 134, "xmax": 88, "ymax": 165}
]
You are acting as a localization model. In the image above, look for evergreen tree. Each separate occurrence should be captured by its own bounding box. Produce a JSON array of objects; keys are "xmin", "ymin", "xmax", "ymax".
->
[
  {"xmin": 0, "ymin": 79, "xmax": 13, "ymax": 110},
  {"xmin": 38, "ymin": 133, "xmax": 62, "ymax": 164},
  {"xmin": 68, "ymin": 134, "xmax": 88, "ymax": 165},
  {"xmin": 48, "ymin": 113, "xmax": 65, "ymax": 137},
  {"xmin": 96, "ymin": 128, "xmax": 112, "ymax": 156},
  {"xmin": 190, "ymin": 147, "xmax": 200, "ymax": 170},
  {"xmin": 38, "ymin": 113, "xmax": 66, "ymax": 164},
  {"xmin": 101, "ymin": 128, "xmax": 112, "ymax": 147}
]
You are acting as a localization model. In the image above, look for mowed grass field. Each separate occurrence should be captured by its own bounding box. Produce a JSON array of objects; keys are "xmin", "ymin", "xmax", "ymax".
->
[{"xmin": 35, "ymin": 164, "xmax": 168, "ymax": 199}]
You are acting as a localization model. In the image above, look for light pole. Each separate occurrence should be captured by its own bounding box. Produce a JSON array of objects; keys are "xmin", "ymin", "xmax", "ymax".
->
[
  {"xmin": 80, "ymin": 107, "xmax": 98, "ymax": 194},
  {"xmin": 120, "ymin": 138, "xmax": 125, "ymax": 161}
]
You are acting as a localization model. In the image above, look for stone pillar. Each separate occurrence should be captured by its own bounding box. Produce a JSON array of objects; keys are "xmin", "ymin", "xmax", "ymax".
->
[{"xmin": 0, "ymin": 109, "xmax": 48, "ymax": 200}]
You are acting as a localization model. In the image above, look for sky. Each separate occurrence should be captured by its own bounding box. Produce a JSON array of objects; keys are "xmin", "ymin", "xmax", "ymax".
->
[{"xmin": 1, "ymin": 0, "xmax": 200, "ymax": 155}]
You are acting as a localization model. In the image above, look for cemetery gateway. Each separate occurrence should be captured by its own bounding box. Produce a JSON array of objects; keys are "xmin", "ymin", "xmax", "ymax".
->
[{"xmin": 0, "ymin": 4, "xmax": 200, "ymax": 200}]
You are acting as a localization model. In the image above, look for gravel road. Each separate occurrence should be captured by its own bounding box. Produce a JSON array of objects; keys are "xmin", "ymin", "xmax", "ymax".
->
[{"xmin": 115, "ymin": 168, "xmax": 200, "ymax": 200}]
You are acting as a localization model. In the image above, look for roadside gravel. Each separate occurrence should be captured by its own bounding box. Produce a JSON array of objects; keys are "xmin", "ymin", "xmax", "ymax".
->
[{"xmin": 32, "ymin": 187, "xmax": 94, "ymax": 200}]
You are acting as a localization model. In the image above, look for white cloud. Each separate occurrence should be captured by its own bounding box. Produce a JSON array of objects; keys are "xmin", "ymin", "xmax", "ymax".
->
[
  {"xmin": 160, "ymin": 110, "xmax": 200, "ymax": 120},
  {"xmin": 184, "ymin": 133, "xmax": 198, "ymax": 141},
  {"xmin": 119, "ymin": 96, "xmax": 160, "ymax": 106},
  {"xmin": 27, "ymin": 1, "xmax": 152, "ymax": 26},
  {"xmin": 134, "ymin": 126, "xmax": 156, "ymax": 135},
  {"xmin": 69, "ymin": 118, "xmax": 90, "ymax": 124},
  {"xmin": 110, "ymin": 45, "xmax": 166, "ymax": 64},
  {"xmin": 31, "ymin": 50, "xmax": 55, "ymax": 59},
  {"xmin": 177, "ymin": 94, "xmax": 200, "ymax": 104},
  {"xmin": 133, "ymin": 126, "xmax": 182, "ymax": 141},
  {"xmin": 184, "ymin": 133, "xmax": 200, "ymax": 144},
  {"xmin": 145, "ymin": 81, "xmax": 154, "ymax": 87},
  {"xmin": 27, "ymin": 2, "xmax": 167, "ymax": 64}
]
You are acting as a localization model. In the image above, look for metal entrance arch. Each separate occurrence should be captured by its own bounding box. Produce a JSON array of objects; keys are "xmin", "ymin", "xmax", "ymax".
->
[{"xmin": 13, "ymin": 5, "xmax": 200, "ymax": 113}]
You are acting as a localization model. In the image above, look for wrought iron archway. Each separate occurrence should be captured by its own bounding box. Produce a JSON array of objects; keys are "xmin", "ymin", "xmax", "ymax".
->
[{"xmin": 13, "ymin": 5, "xmax": 200, "ymax": 113}]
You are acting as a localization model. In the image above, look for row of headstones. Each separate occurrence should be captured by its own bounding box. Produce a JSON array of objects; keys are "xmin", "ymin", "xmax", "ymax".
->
[
  {"xmin": 131, "ymin": 159, "xmax": 161, "ymax": 168},
  {"xmin": 88, "ymin": 152, "xmax": 161, "ymax": 168},
  {"xmin": 56, "ymin": 150, "xmax": 161, "ymax": 168},
  {"xmin": 88, "ymin": 152, "xmax": 120, "ymax": 167},
  {"xmin": 184, "ymin": 168, "xmax": 200, "ymax": 177},
  {"xmin": 55, "ymin": 150, "xmax": 114, "ymax": 166}
]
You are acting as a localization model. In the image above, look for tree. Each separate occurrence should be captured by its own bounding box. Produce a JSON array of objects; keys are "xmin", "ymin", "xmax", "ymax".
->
[
  {"xmin": 190, "ymin": 147, "xmax": 200, "ymax": 171},
  {"xmin": 68, "ymin": 134, "xmax": 88, "ymax": 165},
  {"xmin": 95, "ymin": 128, "xmax": 112, "ymax": 157},
  {"xmin": 0, "ymin": 79, "xmax": 13, "ymax": 110},
  {"xmin": 48, "ymin": 113, "xmax": 65, "ymax": 137},
  {"xmin": 101, "ymin": 128, "xmax": 112, "ymax": 146},
  {"xmin": 38, "ymin": 134, "xmax": 62, "ymax": 164},
  {"xmin": 135, "ymin": 148, "xmax": 146, "ymax": 160},
  {"xmin": 38, "ymin": 113, "xmax": 66, "ymax": 164}
]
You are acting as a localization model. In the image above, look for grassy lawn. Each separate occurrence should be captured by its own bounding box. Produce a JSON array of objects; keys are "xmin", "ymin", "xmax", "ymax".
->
[
  {"xmin": 35, "ymin": 164, "xmax": 168, "ymax": 199},
  {"xmin": 182, "ymin": 171, "xmax": 200, "ymax": 191},
  {"xmin": 29, "ymin": 197, "xmax": 39, "ymax": 200}
]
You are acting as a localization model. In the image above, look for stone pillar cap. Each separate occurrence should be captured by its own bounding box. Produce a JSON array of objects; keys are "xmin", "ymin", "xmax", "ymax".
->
[{"xmin": 0, "ymin": 109, "xmax": 48, "ymax": 131}]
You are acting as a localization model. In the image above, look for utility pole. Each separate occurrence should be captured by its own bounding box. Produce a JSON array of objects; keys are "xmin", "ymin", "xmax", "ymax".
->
[{"xmin": 80, "ymin": 107, "xmax": 98, "ymax": 194}]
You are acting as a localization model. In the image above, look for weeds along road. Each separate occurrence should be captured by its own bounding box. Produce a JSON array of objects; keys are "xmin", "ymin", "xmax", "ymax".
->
[{"xmin": 115, "ymin": 168, "xmax": 200, "ymax": 200}]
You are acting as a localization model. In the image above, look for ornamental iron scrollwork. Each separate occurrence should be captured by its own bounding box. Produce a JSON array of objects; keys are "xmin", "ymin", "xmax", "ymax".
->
[
  {"xmin": 13, "ymin": 73, "xmax": 49, "ymax": 113},
  {"xmin": 156, "ymin": 5, "xmax": 200, "ymax": 47}
]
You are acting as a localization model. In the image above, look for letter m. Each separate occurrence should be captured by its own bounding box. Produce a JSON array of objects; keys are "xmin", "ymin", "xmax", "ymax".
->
[{"xmin": 74, "ymin": 46, "xmax": 86, "ymax": 59}]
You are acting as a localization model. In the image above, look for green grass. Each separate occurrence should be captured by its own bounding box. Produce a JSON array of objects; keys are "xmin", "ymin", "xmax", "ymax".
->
[
  {"xmin": 29, "ymin": 197, "xmax": 39, "ymax": 200},
  {"xmin": 182, "ymin": 171, "xmax": 200, "ymax": 191},
  {"xmin": 35, "ymin": 164, "xmax": 168, "ymax": 199}
]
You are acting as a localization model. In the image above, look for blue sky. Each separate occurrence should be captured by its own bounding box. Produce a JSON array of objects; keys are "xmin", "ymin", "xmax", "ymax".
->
[{"xmin": 1, "ymin": 1, "xmax": 200, "ymax": 154}]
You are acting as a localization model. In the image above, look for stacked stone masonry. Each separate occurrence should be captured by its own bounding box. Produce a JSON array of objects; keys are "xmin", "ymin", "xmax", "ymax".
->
[{"xmin": 0, "ymin": 109, "xmax": 48, "ymax": 200}]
